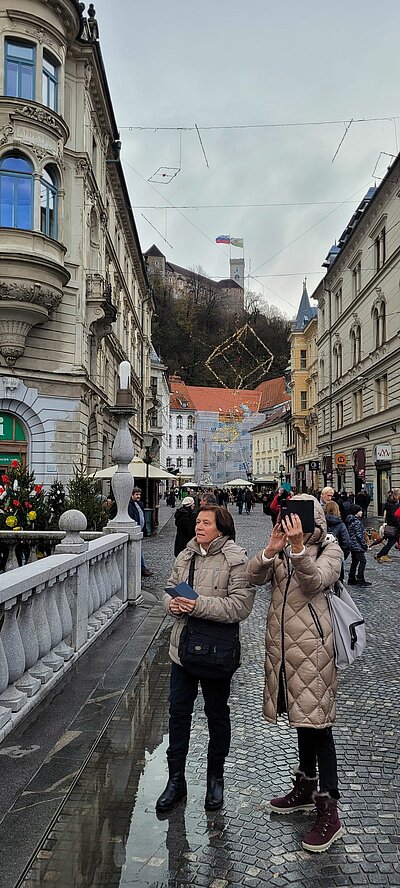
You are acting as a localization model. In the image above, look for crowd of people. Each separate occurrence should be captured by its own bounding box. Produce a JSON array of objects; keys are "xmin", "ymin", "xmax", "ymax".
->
[{"xmin": 155, "ymin": 480, "xmax": 398, "ymax": 855}]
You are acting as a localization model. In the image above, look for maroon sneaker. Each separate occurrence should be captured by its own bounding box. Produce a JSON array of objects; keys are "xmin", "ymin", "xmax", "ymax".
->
[
  {"xmin": 302, "ymin": 792, "xmax": 343, "ymax": 852},
  {"xmin": 270, "ymin": 771, "xmax": 317, "ymax": 814}
]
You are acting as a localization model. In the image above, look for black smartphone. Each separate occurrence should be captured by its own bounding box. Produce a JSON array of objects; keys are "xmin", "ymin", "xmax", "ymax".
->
[{"xmin": 280, "ymin": 500, "xmax": 315, "ymax": 534}]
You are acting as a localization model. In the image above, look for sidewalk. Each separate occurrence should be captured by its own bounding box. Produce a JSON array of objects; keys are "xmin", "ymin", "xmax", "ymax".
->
[{"xmin": 1, "ymin": 508, "xmax": 399, "ymax": 887}]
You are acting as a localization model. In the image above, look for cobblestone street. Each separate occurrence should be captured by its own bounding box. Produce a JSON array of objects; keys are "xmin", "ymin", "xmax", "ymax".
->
[{"xmin": 2, "ymin": 506, "xmax": 400, "ymax": 887}]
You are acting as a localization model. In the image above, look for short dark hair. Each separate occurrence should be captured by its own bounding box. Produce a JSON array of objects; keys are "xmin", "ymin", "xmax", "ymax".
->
[
  {"xmin": 200, "ymin": 492, "xmax": 218, "ymax": 505},
  {"xmin": 197, "ymin": 504, "xmax": 235, "ymax": 540},
  {"xmin": 132, "ymin": 487, "xmax": 142, "ymax": 495}
]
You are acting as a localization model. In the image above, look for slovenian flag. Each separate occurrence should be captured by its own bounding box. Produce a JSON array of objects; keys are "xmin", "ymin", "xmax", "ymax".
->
[{"xmin": 215, "ymin": 235, "xmax": 230, "ymax": 244}]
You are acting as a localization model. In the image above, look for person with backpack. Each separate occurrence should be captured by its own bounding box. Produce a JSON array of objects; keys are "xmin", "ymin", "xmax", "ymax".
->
[
  {"xmin": 246, "ymin": 494, "xmax": 343, "ymax": 853},
  {"xmin": 323, "ymin": 501, "xmax": 351, "ymax": 581},
  {"xmin": 345, "ymin": 505, "xmax": 371, "ymax": 587}
]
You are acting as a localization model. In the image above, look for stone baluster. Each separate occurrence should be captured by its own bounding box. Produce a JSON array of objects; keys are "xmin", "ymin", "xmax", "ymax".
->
[
  {"xmin": 54, "ymin": 574, "xmax": 73, "ymax": 661},
  {"xmin": 0, "ymin": 599, "xmax": 28, "ymax": 711},
  {"xmin": 0, "ymin": 634, "xmax": 11, "ymax": 731},
  {"xmin": 97, "ymin": 556, "xmax": 108, "ymax": 606},
  {"xmin": 104, "ymin": 551, "xmax": 121, "ymax": 612},
  {"xmin": 30, "ymin": 585, "xmax": 59, "ymax": 680},
  {"xmin": 15, "ymin": 594, "xmax": 41, "ymax": 698},
  {"xmin": 5, "ymin": 542, "xmax": 19, "ymax": 572},
  {"xmin": 42, "ymin": 577, "xmax": 64, "ymax": 671},
  {"xmin": 88, "ymin": 558, "xmax": 103, "ymax": 633},
  {"xmin": 55, "ymin": 511, "xmax": 89, "ymax": 651}
]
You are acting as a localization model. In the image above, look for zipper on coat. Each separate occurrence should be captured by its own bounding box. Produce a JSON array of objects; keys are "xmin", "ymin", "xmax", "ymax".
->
[
  {"xmin": 279, "ymin": 555, "xmax": 292, "ymax": 715},
  {"xmin": 308, "ymin": 602, "xmax": 325, "ymax": 645}
]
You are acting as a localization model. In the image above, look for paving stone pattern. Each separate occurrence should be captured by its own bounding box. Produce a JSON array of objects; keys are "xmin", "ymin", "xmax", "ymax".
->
[{"xmin": 16, "ymin": 507, "xmax": 400, "ymax": 887}]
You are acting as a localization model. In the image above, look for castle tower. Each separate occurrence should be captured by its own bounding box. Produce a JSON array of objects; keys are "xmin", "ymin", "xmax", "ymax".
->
[{"xmin": 230, "ymin": 258, "xmax": 245, "ymax": 290}]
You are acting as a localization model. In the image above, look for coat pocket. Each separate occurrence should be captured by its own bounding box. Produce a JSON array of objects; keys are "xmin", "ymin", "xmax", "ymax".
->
[{"xmin": 308, "ymin": 603, "xmax": 325, "ymax": 645}]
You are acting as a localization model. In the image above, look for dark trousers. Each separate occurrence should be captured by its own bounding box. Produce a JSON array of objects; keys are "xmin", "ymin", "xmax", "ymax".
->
[
  {"xmin": 297, "ymin": 726, "xmax": 339, "ymax": 799},
  {"xmin": 237, "ymin": 502, "xmax": 243, "ymax": 514},
  {"xmin": 348, "ymin": 551, "xmax": 366, "ymax": 579},
  {"xmin": 377, "ymin": 536, "xmax": 397, "ymax": 558},
  {"xmin": 167, "ymin": 662, "xmax": 231, "ymax": 762}
]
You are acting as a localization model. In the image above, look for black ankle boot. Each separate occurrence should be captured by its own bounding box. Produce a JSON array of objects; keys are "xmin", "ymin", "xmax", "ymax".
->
[
  {"xmin": 156, "ymin": 758, "xmax": 187, "ymax": 814},
  {"xmin": 205, "ymin": 757, "xmax": 224, "ymax": 811}
]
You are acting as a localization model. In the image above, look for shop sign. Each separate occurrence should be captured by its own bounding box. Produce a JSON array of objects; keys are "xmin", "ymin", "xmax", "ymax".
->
[
  {"xmin": 375, "ymin": 443, "xmax": 392, "ymax": 461},
  {"xmin": 335, "ymin": 453, "xmax": 347, "ymax": 466},
  {"xmin": 309, "ymin": 460, "xmax": 320, "ymax": 471}
]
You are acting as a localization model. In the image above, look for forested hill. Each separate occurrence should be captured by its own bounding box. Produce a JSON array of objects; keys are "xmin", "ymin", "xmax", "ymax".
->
[{"xmin": 152, "ymin": 279, "xmax": 291, "ymax": 388}]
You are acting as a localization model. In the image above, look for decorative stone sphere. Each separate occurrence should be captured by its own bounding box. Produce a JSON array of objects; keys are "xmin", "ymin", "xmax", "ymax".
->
[{"xmin": 59, "ymin": 509, "xmax": 87, "ymax": 534}]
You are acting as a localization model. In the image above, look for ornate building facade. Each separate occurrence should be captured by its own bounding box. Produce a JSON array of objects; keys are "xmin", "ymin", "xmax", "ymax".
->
[
  {"xmin": 315, "ymin": 174, "xmax": 400, "ymax": 515},
  {"xmin": 0, "ymin": 1, "xmax": 154, "ymax": 482},
  {"xmin": 288, "ymin": 283, "xmax": 319, "ymax": 492}
]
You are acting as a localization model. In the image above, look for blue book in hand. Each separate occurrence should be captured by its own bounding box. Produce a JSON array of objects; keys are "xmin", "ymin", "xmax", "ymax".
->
[{"xmin": 165, "ymin": 581, "xmax": 198, "ymax": 600}]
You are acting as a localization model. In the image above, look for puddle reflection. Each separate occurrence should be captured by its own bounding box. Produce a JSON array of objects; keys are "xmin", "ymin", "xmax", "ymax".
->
[{"xmin": 19, "ymin": 635, "xmax": 233, "ymax": 888}]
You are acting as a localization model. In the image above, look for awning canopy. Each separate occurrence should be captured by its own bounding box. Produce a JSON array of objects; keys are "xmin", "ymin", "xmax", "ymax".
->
[{"xmin": 91, "ymin": 457, "xmax": 177, "ymax": 481}]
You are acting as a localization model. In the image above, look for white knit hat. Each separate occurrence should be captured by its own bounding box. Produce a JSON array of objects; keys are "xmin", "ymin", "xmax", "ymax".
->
[{"xmin": 181, "ymin": 496, "xmax": 195, "ymax": 506}]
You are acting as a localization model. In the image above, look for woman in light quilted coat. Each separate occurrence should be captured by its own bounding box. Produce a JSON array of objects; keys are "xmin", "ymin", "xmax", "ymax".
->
[{"xmin": 246, "ymin": 494, "xmax": 343, "ymax": 853}]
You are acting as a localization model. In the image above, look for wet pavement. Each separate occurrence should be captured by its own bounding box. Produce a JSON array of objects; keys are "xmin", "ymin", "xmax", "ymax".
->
[{"xmin": 1, "ymin": 507, "xmax": 399, "ymax": 887}]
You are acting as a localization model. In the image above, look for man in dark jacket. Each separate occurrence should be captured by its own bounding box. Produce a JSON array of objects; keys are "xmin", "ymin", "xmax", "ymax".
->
[
  {"xmin": 174, "ymin": 496, "xmax": 196, "ymax": 556},
  {"xmin": 128, "ymin": 487, "xmax": 154, "ymax": 577}
]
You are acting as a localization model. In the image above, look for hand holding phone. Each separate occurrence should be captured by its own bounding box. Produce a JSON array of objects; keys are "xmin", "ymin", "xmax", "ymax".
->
[{"xmin": 165, "ymin": 581, "xmax": 198, "ymax": 600}]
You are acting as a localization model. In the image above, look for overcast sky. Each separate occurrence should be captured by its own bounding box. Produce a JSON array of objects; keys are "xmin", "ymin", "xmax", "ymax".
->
[{"xmin": 95, "ymin": 0, "xmax": 400, "ymax": 317}]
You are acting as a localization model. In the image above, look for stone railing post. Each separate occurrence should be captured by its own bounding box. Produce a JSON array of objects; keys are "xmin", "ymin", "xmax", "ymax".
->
[
  {"xmin": 105, "ymin": 361, "xmax": 144, "ymax": 605},
  {"xmin": 55, "ymin": 510, "xmax": 89, "ymax": 651}
]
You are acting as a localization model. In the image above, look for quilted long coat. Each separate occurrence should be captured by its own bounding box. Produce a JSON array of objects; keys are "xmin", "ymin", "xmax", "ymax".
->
[{"xmin": 246, "ymin": 495, "xmax": 343, "ymax": 728}]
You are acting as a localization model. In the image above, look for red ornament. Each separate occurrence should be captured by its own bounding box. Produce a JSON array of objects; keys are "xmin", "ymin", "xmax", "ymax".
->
[
  {"xmin": 13, "ymin": 500, "xmax": 20, "ymax": 507},
  {"xmin": 1, "ymin": 475, "xmax": 10, "ymax": 484},
  {"xmin": 10, "ymin": 460, "xmax": 20, "ymax": 468},
  {"xmin": 34, "ymin": 484, "xmax": 43, "ymax": 493}
]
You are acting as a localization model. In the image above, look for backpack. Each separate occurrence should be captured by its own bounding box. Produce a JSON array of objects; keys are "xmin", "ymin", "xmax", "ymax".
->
[{"xmin": 317, "ymin": 541, "xmax": 366, "ymax": 669}]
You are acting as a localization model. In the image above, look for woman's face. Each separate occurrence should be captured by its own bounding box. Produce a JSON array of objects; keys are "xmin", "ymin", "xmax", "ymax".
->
[{"xmin": 195, "ymin": 510, "xmax": 220, "ymax": 549}]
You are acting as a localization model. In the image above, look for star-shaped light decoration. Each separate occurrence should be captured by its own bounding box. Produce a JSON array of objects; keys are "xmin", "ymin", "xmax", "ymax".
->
[{"xmin": 205, "ymin": 323, "xmax": 273, "ymax": 389}]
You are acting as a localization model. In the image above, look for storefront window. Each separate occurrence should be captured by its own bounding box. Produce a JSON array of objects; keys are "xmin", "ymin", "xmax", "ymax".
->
[{"xmin": 0, "ymin": 412, "xmax": 27, "ymax": 471}]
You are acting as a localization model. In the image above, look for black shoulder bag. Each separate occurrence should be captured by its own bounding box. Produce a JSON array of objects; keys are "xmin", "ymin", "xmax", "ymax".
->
[{"xmin": 178, "ymin": 555, "xmax": 241, "ymax": 679}]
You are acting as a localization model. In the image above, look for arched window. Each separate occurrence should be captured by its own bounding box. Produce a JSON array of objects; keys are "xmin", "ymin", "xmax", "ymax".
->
[
  {"xmin": 187, "ymin": 415, "xmax": 194, "ymax": 429},
  {"xmin": 0, "ymin": 154, "xmax": 33, "ymax": 229},
  {"xmin": 372, "ymin": 302, "xmax": 386, "ymax": 349},
  {"xmin": 176, "ymin": 415, "xmax": 183, "ymax": 429},
  {"xmin": 333, "ymin": 343, "xmax": 342, "ymax": 379},
  {"xmin": 187, "ymin": 435, "xmax": 193, "ymax": 449},
  {"xmin": 176, "ymin": 434, "xmax": 183, "ymax": 449},
  {"xmin": 40, "ymin": 166, "xmax": 58, "ymax": 238},
  {"xmin": 42, "ymin": 51, "xmax": 58, "ymax": 111},
  {"xmin": 350, "ymin": 325, "xmax": 361, "ymax": 365},
  {"xmin": 187, "ymin": 457, "xmax": 193, "ymax": 468},
  {"xmin": 5, "ymin": 40, "xmax": 35, "ymax": 100}
]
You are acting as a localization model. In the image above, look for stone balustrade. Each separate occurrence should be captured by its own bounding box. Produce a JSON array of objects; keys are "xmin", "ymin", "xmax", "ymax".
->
[
  {"xmin": 0, "ymin": 510, "xmax": 140, "ymax": 743},
  {"xmin": 0, "ymin": 530, "xmax": 103, "ymax": 572}
]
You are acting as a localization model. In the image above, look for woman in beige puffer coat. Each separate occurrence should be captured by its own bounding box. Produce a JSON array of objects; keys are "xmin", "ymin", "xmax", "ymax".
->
[
  {"xmin": 246, "ymin": 494, "xmax": 344, "ymax": 854},
  {"xmin": 156, "ymin": 504, "xmax": 255, "ymax": 817}
]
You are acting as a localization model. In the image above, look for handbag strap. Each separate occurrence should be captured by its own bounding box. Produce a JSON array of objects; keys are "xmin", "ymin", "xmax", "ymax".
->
[{"xmin": 188, "ymin": 554, "xmax": 196, "ymax": 588}]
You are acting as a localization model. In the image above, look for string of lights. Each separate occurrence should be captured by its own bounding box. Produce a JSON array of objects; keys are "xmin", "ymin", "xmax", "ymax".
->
[{"xmin": 120, "ymin": 115, "xmax": 400, "ymax": 132}]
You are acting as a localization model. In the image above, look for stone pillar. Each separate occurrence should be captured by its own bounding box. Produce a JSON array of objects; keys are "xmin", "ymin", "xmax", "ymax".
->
[{"xmin": 105, "ymin": 363, "xmax": 144, "ymax": 605}]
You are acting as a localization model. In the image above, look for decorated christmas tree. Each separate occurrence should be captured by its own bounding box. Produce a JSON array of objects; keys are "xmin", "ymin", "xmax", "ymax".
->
[
  {"xmin": 47, "ymin": 480, "xmax": 67, "ymax": 529},
  {"xmin": 0, "ymin": 460, "xmax": 50, "ymax": 531}
]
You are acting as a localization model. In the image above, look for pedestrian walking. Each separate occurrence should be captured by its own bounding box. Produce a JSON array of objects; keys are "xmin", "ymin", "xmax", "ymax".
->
[
  {"xmin": 244, "ymin": 487, "xmax": 253, "ymax": 514},
  {"xmin": 246, "ymin": 494, "xmax": 344, "ymax": 853},
  {"xmin": 345, "ymin": 505, "xmax": 371, "ymax": 586},
  {"xmin": 128, "ymin": 487, "xmax": 154, "ymax": 577},
  {"xmin": 375, "ymin": 488, "xmax": 400, "ymax": 563},
  {"xmin": 156, "ymin": 505, "xmax": 255, "ymax": 815},
  {"xmin": 236, "ymin": 488, "xmax": 244, "ymax": 515},
  {"xmin": 174, "ymin": 497, "xmax": 196, "ymax": 557},
  {"xmin": 355, "ymin": 486, "xmax": 371, "ymax": 518},
  {"xmin": 323, "ymin": 501, "xmax": 350, "ymax": 581}
]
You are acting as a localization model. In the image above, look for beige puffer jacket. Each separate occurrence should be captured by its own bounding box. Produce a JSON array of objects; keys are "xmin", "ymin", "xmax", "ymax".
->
[
  {"xmin": 164, "ymin": 536, "xmax": 255, "ymax": 666},
  {"xmin": 246, "ymin": 495, "xmax": 343, "ymax": 728}
]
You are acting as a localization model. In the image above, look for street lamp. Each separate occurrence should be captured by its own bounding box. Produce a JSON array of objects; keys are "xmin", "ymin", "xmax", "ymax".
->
[{"xmin": 279, "ymin": 464, "xmax": 285, "ymax": 485}]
